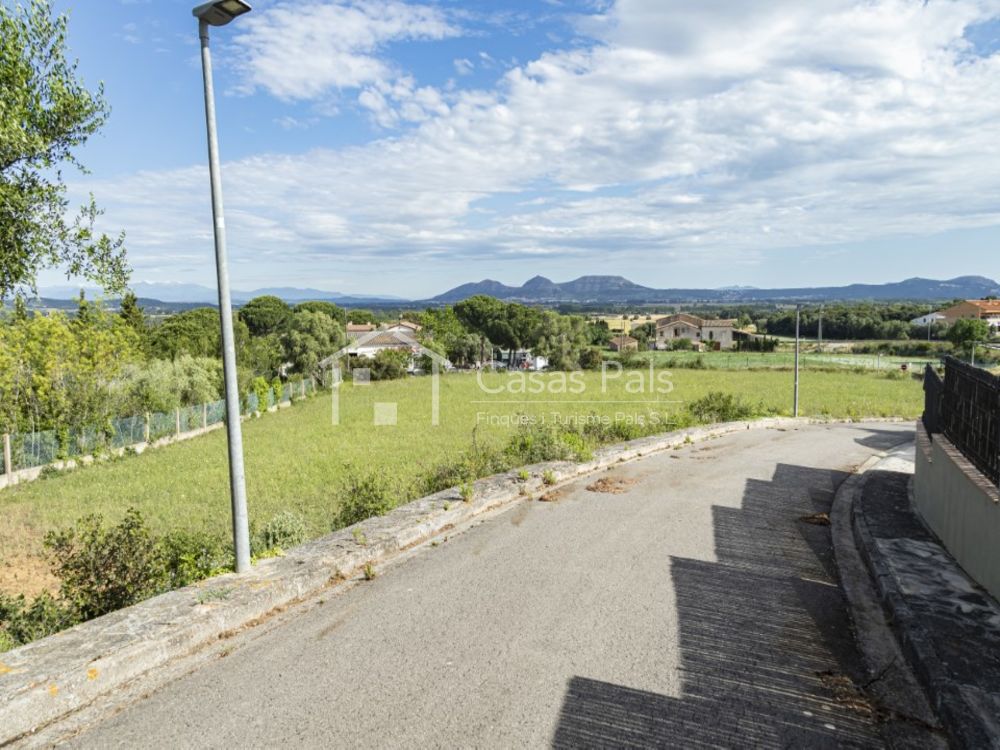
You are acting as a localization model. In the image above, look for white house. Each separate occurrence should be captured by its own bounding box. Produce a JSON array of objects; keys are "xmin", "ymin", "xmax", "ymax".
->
[
  {"xmin": 655, "ymin": 314, "xmax": 738, "ymax": 350},
  {"xmin": 910, "ymin": 312, "xmax": 947, "ymax": 327}
]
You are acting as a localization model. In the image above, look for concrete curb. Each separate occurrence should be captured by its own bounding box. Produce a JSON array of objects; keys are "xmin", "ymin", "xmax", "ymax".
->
[
  {"xmin": 0, "ymin": 415, "xmax": 905, "ymax": 744},
  {"xmin": 851, "ymin": 461, "xmax": 1000, "ymax": 748},
  {"xmin": 830, "ymin": 443, "xmax": 946, "ymax": 749}
]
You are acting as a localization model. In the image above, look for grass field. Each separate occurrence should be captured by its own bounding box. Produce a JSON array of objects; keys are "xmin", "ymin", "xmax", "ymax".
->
[
  {"xmin": 0, "ymin": 368, "xmax": 922, "ymax": 597},
  {"xmin": 629, "ymin": 349, "xmax": 938, "ymax": 370}
]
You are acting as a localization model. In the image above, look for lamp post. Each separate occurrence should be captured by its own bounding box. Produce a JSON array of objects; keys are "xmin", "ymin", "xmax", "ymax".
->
[
  {"xmin": 794, "ymin": 305, "xmax": 801, "ymax": 418},
  {"xmin": 193, "ymin": 0, "xmax": 253, "ymax": 573}
]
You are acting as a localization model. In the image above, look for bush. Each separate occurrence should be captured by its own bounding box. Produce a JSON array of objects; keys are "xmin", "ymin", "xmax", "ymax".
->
[
  {"xmin": 579, "ymin": 347, "xmax": 604, "ymax": 370},
  {"xmin": 251, "ymin": 376, "xmax": 271, "ymax": 413},
  {"xmin": 253, "ymin": 510, "xmax": 307, "ymax": 554},
  {"xmin": 44, "ymin": 508, "xmax": 167, "ymax": 621},
  {"xmin": 504, "ymin": 423, "xmax": 592, "ymax": 464},
  {"xmin": 0, "ymin": 592, "xmax": 77, "ymax": 651},
  {"xmin": 368, "ymin": 349, "xmax": 410, "ymax": 381},
  {"xmin": 272, "ymin": 377, "xmax": 284, "ymax": 405},
  {"xmin": 160, "ymin": 530, "xmax": 230, "ymax": 589},
  {"xmin": 686, "ymin": 391, "xmax": 756, "ymax": 424},
  {"xmin": 334, "ymin": 471, "xmax": 403, "ymax": 528}
]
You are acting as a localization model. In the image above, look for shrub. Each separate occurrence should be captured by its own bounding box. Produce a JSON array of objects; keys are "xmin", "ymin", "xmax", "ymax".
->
[
  {"xmin": 253, "ymin": 510, "xmax": 307, "ymax": 554},
  {"xmin": 542, "ymin": 470, "xmax": 557, "ymax": 486},
  {"xmin": 368, "ymin": 349, "xmax": 410, "ymax": 381},
  {"xmin": 504, "ymin": 423, "xmax": 591, "ymax": 464},
  {"xmin": 0, "ymin": 592, "xmax": 77, "ymax": 651},
  {"xmin": 44, "ymin": 508, "xmax": 167, "ymax": 621},
  {"xmin": 334, "ymin": 470, "xmax": 402, "ymax": 528},
  {"xmin": 272, "ymin": 377, "xmax": 284, "ymax": 405},
  {"xmin": 686, "ymin": 391, "xmax": 756, "ymax": 424},
  {"xmin": 252, "ymin": 376, "xmax": 270, "ymax": 413},
  {"xmin": 579, "ymin": 347, "xmax": 604, "ymax": 370},
  {"xmin": 160, "ymin": 530, "xmax": 230, "ymax": 589}
]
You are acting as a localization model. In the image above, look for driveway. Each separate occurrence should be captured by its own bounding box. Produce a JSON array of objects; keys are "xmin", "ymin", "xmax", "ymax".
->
[{"xmin": 65, "ymin": 423, "xmax": 912, "ymax": 748}]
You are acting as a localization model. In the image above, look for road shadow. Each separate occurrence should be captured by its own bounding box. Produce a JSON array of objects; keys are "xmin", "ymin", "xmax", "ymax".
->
[
  {"xmin": 552, "ymin": 463, "xmax": 881, "ymax": 749},
  {"xmin": 853, "ymin": 427, "xmax": 914, "ymax": 452}
]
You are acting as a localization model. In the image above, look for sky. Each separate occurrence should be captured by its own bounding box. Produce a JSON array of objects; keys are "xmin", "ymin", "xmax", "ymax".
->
[{"xmin": 36, "ymin": 0, "xmax": 1000, "ymax": 297}]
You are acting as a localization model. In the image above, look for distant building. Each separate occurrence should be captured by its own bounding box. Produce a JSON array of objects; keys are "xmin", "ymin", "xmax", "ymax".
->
[
  {"xmin": 383, "ymin": 320, "xmax": 423, "ymax": 335},
  {"xmin": 655, "ymin": 314, "xmax": 739, "ymax": 350},
  {"xmin": 910, "ymin": 312, "xmax": 948, "ymax": 327},
  {"xmin": 609, "ymin": 334, "xmax": 639, "ymax": 352},
  {"xmin": 345, "ymin": 322, "xmax": 377, "ymax": 340},
  {"xmin": 936, "ymin": 300, "xmax": 1000, "ymax": 332}
]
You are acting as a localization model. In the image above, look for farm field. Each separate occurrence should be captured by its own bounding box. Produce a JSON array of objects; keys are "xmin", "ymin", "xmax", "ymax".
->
[{"xmin": 0, "ymin": 368, "xmax": 922, "ymax": 598}]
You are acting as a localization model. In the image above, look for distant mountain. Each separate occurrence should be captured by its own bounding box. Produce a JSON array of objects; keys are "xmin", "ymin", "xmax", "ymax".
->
[
  {"xmin": 37, "ymin": 282, "xmax": 405, "ymax": 306},
  {"xmin": 430, "ymin": 275, "xmax": 1000, "ymax": 304}
]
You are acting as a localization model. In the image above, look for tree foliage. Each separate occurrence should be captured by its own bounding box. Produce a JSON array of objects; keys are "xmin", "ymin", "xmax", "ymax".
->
[
  {"xmin": 0, "ymin": 0, "xmax": 127, "ymax": 299},
  {"xmin": 238, "ymin": 295, "xmax": 292, "ymax": 337}
]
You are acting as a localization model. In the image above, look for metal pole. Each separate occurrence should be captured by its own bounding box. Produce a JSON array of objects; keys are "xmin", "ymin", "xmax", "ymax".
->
[
  {"xmin": 794, "ymin": 306, "xmax": 800, "ymax": 417},
  {"xmin": 817, "ymin": 306, "xmax": 823, "ymax": 353},
  {"xmin": 3, "ymin": 433, "xmax": 12, "ymax": 483},
  {"xmin": 199, "ymin": 19, "xmax": 251, "ymax": 574}
]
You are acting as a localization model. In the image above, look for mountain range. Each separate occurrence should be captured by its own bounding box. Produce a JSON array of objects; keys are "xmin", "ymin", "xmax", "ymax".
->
[
  {"xmin": 38, "ymin": 282, "xmax": 405, "ymax": 306},
  {"xmin": 34, "ymin": 275, "xmax": 1000, "ymax": 307},
  {"xmin": 429, "ymin": 275, "xmax": 1000, "ymax": 304}
]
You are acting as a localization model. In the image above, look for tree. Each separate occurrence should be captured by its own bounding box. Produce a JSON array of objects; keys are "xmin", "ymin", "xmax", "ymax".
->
[
  {"xmin": 947, "ymin": 318, "xmax": 990, "ymax": 355},
  {"xmin": 238, "ymin": 295, "xmax": 291, "ymax": 337},
  {"xmin": 1, "ymin": 0, "xmax": 128, "ymax": 300},
  {"xmin": 346, "ymin": 309, "xmax": 376, "ymax": 325},
  {"xmin": 295, "ymin": 300, "xmax": 346, "ymax": 324},
  {"xmin": 118, "ymin": 292, "xmax": 147, "ymax": 352},
  {"xmin": 147, "ymin": 308, "xmax": 221, "ymax": 360},
  {"xmin": 283, "ymin": 309, "xmax": 344, "ymax": 377},
  {"xmin": 532, "ymin": 311, "xmax": 590, "ymax": 370}
]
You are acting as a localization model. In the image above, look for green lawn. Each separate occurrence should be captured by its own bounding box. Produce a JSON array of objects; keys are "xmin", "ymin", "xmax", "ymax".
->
[
  {"xmin": 0, "ymin": 368, "xmax": 921, "ymax": 596},
  {"xmin": 630, "ymin": 349, "xmax": 938, "ymax": 370}
]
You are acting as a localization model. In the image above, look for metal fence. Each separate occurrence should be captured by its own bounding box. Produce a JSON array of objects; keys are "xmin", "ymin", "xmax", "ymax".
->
[
  {"xmin": 924, "ymin": 356, "xmax": 1000, "ymax": 486},
  {"xmin": 1, "ymin": 377, "xmax": 319, "ymax": 477}
]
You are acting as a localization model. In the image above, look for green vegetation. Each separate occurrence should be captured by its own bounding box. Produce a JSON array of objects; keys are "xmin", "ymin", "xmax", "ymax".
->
[{"xmin": 0, "ymin": 0, "xmax": 127, "ymax": 300}]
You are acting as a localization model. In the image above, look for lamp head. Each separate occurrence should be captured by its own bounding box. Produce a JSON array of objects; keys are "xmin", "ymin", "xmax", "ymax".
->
[{"xmin": 193, "ymin": 0, "xmax": 251, "ymax": 26}]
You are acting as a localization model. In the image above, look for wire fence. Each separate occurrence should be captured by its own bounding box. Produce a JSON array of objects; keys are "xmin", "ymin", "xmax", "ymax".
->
[
  {"xmin": 924, "ymin": 356, "xmax": 1000, "ymax": 487},
  {"xmin": 1, "ymin": 377, "xmax": 319, "ymax": 476}
]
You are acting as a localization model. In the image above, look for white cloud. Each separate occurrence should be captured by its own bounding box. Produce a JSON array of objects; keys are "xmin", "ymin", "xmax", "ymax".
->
[
  {"xmin": 230, "ymin": 0, "xmax": 460, "ymax": 100},
  {"xmin": 82, "ymin": 0, "xmax": 1000, "ymax": 286},
  {"xmin": 454, "ymin": 57, "xmax": 474, "ymax": 75}
]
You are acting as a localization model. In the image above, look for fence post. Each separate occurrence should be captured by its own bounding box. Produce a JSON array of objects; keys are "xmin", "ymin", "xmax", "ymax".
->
[
  {"xmin": 144, "ymin": 413, "xmax": 151, "ymax": 443},
  {"xmin": 202, "ymin": 403, "xmax": 208, "ymax": 429},
  {"xmin": 3, "ymin": 433, "xmax": 12, "ymax": 481},
  {"xmin": 175, "ymin": 408, "xmax": 181, "ymax": 437},
  {"xmin": 301, "ymin": 379, "xmax": 306, "ymax": 399}
]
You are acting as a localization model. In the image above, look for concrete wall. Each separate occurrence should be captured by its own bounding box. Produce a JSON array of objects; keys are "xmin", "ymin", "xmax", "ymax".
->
[{"xmin": 913, "ymin": 421, "xmax": 1000, "ymax": 601}]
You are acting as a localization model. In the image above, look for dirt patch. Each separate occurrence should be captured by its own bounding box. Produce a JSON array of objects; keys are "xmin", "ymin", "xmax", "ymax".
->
[
  {"xmin": 538, "ymin": 489, "xmax": 566, "ymax": 503},
  {"xmin": 799, "ymin": 512, "xmax": 831, "ymax": 526},
  {"xmin": 509, "ymin": 502, "xmax": 532, "ymax": 526},
  {"xmin": 817, "ymin": 670, "xmax": 875, "ymax": 718},
  {"xmin": 585, "ymin": 477, "xmax": 637, "ymax": 495},
  {"xmin": 0, "ymin": 552, "xmax": 59, "ymax": 599}
]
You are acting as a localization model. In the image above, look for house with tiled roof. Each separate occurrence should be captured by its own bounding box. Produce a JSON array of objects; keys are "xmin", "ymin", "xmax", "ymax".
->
[
  {"xmin": 936, "ymin": 300, "xmax": 1000, "ymax": 333},
  {"xmin": 609, "ymin": 334, "xmax": 639, "ymax": 352},
  {"xmin": 654, "ymin": 314, "xmax": 738, "ymax": 350}
]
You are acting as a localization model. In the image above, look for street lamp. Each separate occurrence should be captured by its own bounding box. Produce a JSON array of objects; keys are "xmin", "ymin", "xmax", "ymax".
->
[
  {"xmin": 794, "ymin": 305, "xmax": 801, "ymax": 418},
  {"xmin": 193, "ymin": 0, "xmax": 252, "ymax": 573}
]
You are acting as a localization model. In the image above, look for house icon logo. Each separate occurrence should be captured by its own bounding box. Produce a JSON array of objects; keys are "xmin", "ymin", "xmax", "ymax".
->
[{"xmin": 320, "ymin": 328, "xmax": 449, "ymax": 427}]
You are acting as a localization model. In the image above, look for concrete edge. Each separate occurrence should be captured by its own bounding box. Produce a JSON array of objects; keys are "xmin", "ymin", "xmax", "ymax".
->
[
  {"xmin": 0, "ymin": 415, "xmax": 905, "ymax": 744},
  {"xmin": 830, "ymin": 442, "xmax": 947, "ymax": 748},
  {"xmin": 850, "ymin": 453, "xmax": 998, "ymax": 749}
]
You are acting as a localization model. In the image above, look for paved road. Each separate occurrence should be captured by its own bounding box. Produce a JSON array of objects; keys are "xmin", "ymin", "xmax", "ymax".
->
[{"xmin": 68, "ymin": 423, "xmax": 912, "ymax": 748}]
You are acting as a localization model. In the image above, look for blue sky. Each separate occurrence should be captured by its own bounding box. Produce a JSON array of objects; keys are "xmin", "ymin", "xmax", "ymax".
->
[{"xmin": 39, "ymin": 0, "xmax": 1000, "ymax": 297}]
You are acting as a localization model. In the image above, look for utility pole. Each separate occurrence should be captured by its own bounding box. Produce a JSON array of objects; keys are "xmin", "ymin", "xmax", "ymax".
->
[{"xmin": 794, "ymin": 305, "xmax": 801, "ymax": 418}]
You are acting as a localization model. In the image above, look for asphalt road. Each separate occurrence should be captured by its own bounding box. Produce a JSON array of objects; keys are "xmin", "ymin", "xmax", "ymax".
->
[{"xmin": 67, "ymin": 423, "xmax": 912, "ymax": 749}]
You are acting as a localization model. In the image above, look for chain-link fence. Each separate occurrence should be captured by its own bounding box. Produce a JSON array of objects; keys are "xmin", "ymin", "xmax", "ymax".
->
[{"xmin": 2, "ymin": 377, "xmax": 320, "ymax": 476}]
